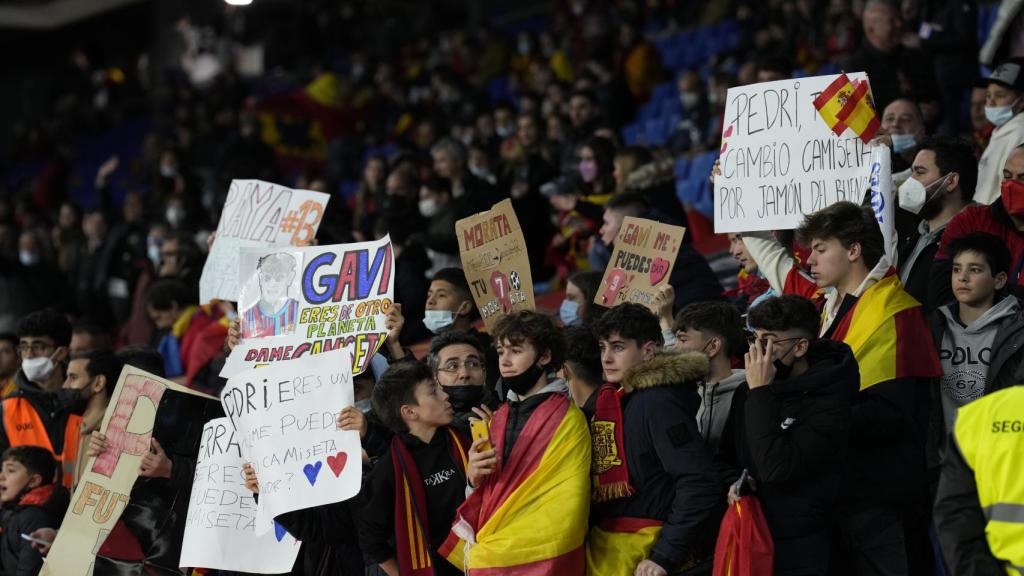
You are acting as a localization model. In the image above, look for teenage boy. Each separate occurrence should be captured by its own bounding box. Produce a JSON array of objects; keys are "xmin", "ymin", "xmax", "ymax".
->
[
  {"xmin": 673, "ymin": 301, "xmax": 748, "ymax": 454},
  {"xmin": 728, "ymin": 201, "xmax": 942, "ymax": 573},
  {"xmin": 734, "ymin": 295, "xmax": 859, "ymax": 575},
  {"xmin": 427, "ymin": 331, "xmax": 498, "ymax": 438},
  {"xmin": 61, "ymin": 349, "xmax": 122, "ymax": 489},
  {"xmin": 358, "ymin": 361, "xmax": 469, "ymax": 576},
  {"xmin": 442, "ymin": 311, "xmax": 590, "ymax": 574},
  {"xmin": 929, "ymin": 232, "xmax": 1024, "ymax": 433},
  {"xmin": 0, "ymin": 446, "xmax": 70, "ymax": 576},
  {"xmin": 588, "ymin": 304, "xmax": 721, "ymax": 576}
]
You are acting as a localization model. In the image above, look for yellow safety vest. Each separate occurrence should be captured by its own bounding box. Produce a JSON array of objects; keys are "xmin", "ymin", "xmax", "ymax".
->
[{"xmin": 954, "ymin": 386, "xmax": 1024, "ymax": 574}]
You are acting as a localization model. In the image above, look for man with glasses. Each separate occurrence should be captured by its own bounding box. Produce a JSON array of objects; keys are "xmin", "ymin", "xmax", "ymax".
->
[
  {"xmin": 729, "ymin": 295, "xmax": 859, "ymax": 575},
  {"xmin": 0, "ymin": 309, "xmax": 79, "ymax": 487},
  {"xmin": 426, "ymin": 330, "xmax": 497, "ymax": 437}
]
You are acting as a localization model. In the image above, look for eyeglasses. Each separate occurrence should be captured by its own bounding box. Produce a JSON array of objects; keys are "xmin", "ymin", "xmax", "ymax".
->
[
  {"xmin": 17, "ymin": 341, "xmax": 54, "ymax": 356},
  {"xmin": 754, "ymin": 336, "xmax": 803, "ymax": 352},
  {"xmin": 437, "ymin": 359, "xmax": 484, "ymax": 373}
]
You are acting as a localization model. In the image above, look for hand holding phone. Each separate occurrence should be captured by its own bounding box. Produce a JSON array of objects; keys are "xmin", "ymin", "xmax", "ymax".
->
[{"xmin": 470, "ymin": 419, "xmax": 492, "ymax": 453}]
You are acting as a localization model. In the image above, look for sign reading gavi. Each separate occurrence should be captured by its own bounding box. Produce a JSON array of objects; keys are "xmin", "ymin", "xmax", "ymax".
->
[{"xmin": 714, "ymin": 73, "xmax": 873, "ymax": 233}]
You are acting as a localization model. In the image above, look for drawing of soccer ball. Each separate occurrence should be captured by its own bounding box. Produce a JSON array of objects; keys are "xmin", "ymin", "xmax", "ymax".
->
[{"xmin": 510, "ymin": 271, "xmax": 521, "ymax": 291}]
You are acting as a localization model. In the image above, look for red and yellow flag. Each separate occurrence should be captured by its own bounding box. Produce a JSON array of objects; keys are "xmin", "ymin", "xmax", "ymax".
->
[
  {"xmin": 829, "ymin": 271, "xmax": 942, "ymax": 390},
  {"xmin": 813, "ymin": 74, "xmax": 880, "ymax": 144},
  {"xmin": 441, "ymin": 394, "xmax": 591, "ymax": 575}
]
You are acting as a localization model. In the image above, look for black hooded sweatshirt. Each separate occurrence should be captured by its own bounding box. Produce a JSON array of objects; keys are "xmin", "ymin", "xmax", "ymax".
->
[{"xmin": 0, "ymin": 484, "xmax": 70, "ymax": 576}]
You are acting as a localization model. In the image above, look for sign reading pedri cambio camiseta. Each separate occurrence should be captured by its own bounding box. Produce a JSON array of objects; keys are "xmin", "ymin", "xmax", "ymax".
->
[
  {"xmin": 220, "ymin": 235, "xmax": 394, "ymax": 378},
  {"xmin": 179, "ymin": 417, "xmax": 301, "ymax": 574},
  {"xmin": 200, "ymin": 180, "xmax": 330, "ymax": 304},
  {"xmin": 219, "ymin": 348, "xmax": 361, "ymax": 533},
  {"xmin": 41, "ymin": 367, "xmax": 217, "ymax": 576},
  {"xmin": 714, "ymin": 73, "xmax": 873, "ymax": 233},
  {"xmin": 456, "ymin": 199, "xmax": 535, "ymax": 330}
]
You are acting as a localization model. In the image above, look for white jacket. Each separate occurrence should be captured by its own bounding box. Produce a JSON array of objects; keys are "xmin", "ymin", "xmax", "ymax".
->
[{"xmin": 975, "ymin": 112, "xmax": 1024, "ymax": 205}]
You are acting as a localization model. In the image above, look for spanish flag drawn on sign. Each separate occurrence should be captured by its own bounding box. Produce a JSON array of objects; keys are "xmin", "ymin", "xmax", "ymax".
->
[{"xmin": 813, "ymin": 73, "xmax": 880, "ymax": 144}]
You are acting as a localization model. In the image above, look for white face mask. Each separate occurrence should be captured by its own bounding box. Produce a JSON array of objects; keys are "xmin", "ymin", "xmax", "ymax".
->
[
  {"xmin": 166, "ymin": 206, "xmax": 185, "ymax": 226},
  {"xmin": 985, "ymin": 103, "xmax": 1017, "ymax": 128},
  {"xmin": 891, "ymin": 133, "xmax": 916, "ymax": 154},
  {"xmin": 898, "ymin": 173, "xmax": 951, "ymax": 215},
  {"xmin": 423, "ymin": 310, "xmax": 455, "ymax": 334},
  {"xmin": 21, "ymin": 356, "xmax": 55, "ymax": 384},
  {"xmin": 19, "ymin": 251, "xmax": 40, "ymax": 267},
  {"xmin": 147, "ymin": 244, "xmax": 162, "ymax": 267},
  {"xmin": 419, "ymin": 198, "xmax": 439, "ymax": 218}
]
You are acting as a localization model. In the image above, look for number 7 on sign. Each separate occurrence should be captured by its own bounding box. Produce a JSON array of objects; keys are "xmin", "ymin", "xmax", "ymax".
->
[
  {"xmin": 280, "ymin": 200, "xmax": 325, "ymax": 246},
  {"xmin": 490, "ymin": 271, "xmax": 513, "ymax": 314}
]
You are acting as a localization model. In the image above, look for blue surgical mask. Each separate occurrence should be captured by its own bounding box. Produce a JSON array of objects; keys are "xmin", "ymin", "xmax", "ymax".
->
[
  {"xmin": 559, "ymin": 299, "xmax": 581, "ymax": 326},
  {"xmin": 423, "ymin": 310, "xmax": 456, "ymax": 334},
  {"xmin": 891, "ymin": 133, "xmax": 916, "ymax": 154},
  {"xmin": 986, "ymin": 105, "xmax": 1016, "ymax": 128},
  {"xmin": 354, "ymin": 399, "xmax": 373, "ymax": 413},
  {"xmin": 19, "ymin": 251, "xmax": 40, "ymax": 267}
]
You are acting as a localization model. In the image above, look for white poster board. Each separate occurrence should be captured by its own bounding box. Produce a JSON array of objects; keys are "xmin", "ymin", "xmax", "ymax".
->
[
  {"xmin": 179, "ymin": 418, "xmax": 301, "ymax": 574},
  {"xmin": 714, "ymin": 73, "xmax": 873, "ymax": 233},
  {"xmin": 220, "ymin": 236, "xmax": 394, "ymax": 379},
  {"xmin": 200, "ymin": 180, "xmax": 329, "ymax": 303},
  {"xmin": 220, "ymin": 348, "xmax": 360, "ymax": 532}
]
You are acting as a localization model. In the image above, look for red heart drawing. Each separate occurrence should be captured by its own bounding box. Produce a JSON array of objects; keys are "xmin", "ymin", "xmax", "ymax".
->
[
  {"xmin": 650, "ymin": 258, "xmax": 671, "ymax": 286},
  {"xmin": 326, "ymin": 452, "xmax": 348, "ymax": 477},
  {"xmin": 723, "ymin": 124, "xmax": 734, "ymax": 138},
  {"xmin": 720, "ymin": 141, "xmax": 728, "ymax": 154}
]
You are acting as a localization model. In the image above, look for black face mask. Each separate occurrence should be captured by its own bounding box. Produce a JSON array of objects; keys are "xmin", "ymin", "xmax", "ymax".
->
[
  {"xmin": 503, "ymin": 363, "xmax": 546, "ymax": 397},
  {"xmin": 445, "ymin": 385, "xmax": 485, "ymax": 412},
  {"xmin": 58, "ymin": 386, "xmax": 91, "ymax": 415},
  {"xmin": 773, "ymin": 358, "xmax": 794, "ymax": 381}
]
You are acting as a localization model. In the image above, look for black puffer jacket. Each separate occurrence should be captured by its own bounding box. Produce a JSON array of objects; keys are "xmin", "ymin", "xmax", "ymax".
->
[
  {"xmin": 0, "ymin": 484, "xmax": 70, "ymax": 576},
  {"xmin": 730, "ymin": 339, "xmax": 859, "ymax": 574},
  {"xmin": 592, "ymin": 350, "xmax": 723, "ymax": 573}
]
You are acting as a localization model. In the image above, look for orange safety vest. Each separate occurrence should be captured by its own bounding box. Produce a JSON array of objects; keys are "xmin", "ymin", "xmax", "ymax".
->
[{"xmin": 2, "ymin": 397, "xmax": 81, "ymax": 490}]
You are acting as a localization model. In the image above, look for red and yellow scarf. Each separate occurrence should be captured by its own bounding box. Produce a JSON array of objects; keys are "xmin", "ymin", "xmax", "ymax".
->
[
  {"xmin": 590, "ymin": 384, "xmax": 634, "ymax": 502},
  {"xmin": 393, "ymin": 428, "xmax": 468, "ymax": 576}
]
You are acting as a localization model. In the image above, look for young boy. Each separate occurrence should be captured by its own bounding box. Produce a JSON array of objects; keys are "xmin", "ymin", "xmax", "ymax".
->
[
  {"xmin": 0, "ymin": 446, "xmax": 70, "ymax": 576},
  {"xmin": 442, "ymin": 311, "xmax": 590, "ymax": 574},
  {"xmin": 359, "ymin": 361, "xmax": 469, "ymax": 576},
  {"xmin": 589, "ymin": 304, "xmax": 721, "ymax": 576},
  {"xmin": 929, "ymin": 232, "xmax": 1024, "ymax": 433}
]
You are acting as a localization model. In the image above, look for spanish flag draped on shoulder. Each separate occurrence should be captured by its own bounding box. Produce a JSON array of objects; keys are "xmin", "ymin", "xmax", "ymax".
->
[
  {"xmin": 776, "ymin": 261, "xmax": 941, "ymax": 390},
  {"xmin": 440, "ymin": 394, "xmax": 591, "ymax": 575},
  {"xmin": 813, "ymin": 73, "xmax": 881, "ymax": 144}
]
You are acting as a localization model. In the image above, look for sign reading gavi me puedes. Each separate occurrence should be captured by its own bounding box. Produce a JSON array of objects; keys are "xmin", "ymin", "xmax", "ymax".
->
[
  {"xmin": 220, "ymin": 236, "xmax": 394, "ymax": 378},
  {"xmin": 595, "ymin": 216, "xmax": 685, "ymax": 309},
  {"xmin": 456, "ymin": 199, "xmax": 534, "ymax": 330}
]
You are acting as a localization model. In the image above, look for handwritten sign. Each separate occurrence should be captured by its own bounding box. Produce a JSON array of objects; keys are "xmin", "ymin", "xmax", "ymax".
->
[
  {"xmin": 220, "ymin": 348, "xmax": 360, "ymax": 531},
  {"xmin": 866, "ymin": 142, "xmax": 897, "ymax": 263},
  {"xmin": 179, "ymin": 418, "xmax": 301, "ymax": 574},
  {"xmin": 456, "ymin": 199, "xmax": 535, "ymax": 329},
  {"xmin": 41, "ymin": 368, "xmax": 217, "ymax": 576},
  {"xmin": 714, "ymin": 73, "xmax": 873, "ymax": 233},
  {"xmin": 595, "ymin": 217, "xmax": 685, "ymax": 308},
  {"xmin": 220, "ymin": 236, "xmax": 394, "ymax": 378},
  {"xmin": 200, "ymin": 180, "xmax": 330, "ymax": 304}
]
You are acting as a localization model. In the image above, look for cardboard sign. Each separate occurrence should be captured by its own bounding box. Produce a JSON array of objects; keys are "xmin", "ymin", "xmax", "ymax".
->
[
  {"xmin": 714, "ymin": 73, "xmax": 873, "ymax": 233},
  {"xmin": 220, "ymin": 348, "xmax": 360, "ymax": 532},
  {"xmin": 595, "ymin": 217, "xmax": 685, "ymax": 308},
  {"xmin": 41, "ymin": 368, "xmax": 217, "ymax": 576},
  {"xmin": 179, "ymin": 418, "xmax": 301, "ymax": 574},
  {"xmin": 220, "ymin": 236, "xmax": 394, "ymax": 378},
  {"xmin": 456, "ymin": 199, "xmax": 534, "ymax": 329},
  {"xmin": 200, "ymin": 180, "xmax": 330, "ymax": 304}
]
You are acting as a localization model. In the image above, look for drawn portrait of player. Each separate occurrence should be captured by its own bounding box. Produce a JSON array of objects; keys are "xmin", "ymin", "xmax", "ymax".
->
[{"xmin": 242, "ymin": 252, "xmax": 300, "ymax": 338}]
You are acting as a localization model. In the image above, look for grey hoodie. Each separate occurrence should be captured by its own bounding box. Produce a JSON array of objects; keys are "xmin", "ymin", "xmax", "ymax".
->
[
  {"xmin": 696, "ymin": 369, "xmax": 746, "ymax": 454},
  {"xmin": 937, "ymin": 296, "xmax": 1020, "ymax": 429}
]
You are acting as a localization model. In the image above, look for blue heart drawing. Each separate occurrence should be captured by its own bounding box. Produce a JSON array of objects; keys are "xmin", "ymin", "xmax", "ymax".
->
[
  {"xmin": 274, "ymin": 521, "xmax": 287, "ymax": 542},
  {"xmin": 303, "ymin": 461, "xmax": 322, "ymax": 486}
]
